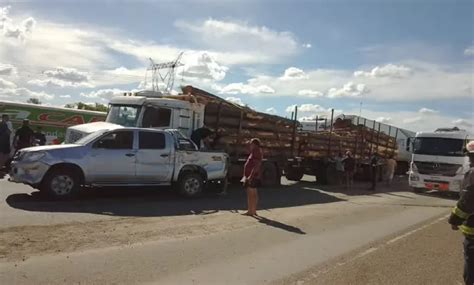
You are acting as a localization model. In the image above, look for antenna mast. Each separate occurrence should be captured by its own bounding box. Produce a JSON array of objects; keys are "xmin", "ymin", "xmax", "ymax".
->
[{"xmin": 146, "ymin": 52, "xmax": 184, "ymax": 93}]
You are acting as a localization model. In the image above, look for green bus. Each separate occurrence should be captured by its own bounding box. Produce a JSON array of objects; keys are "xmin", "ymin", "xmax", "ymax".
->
[{"xmin": 0, "ymin": 101, "xmax": 107, "ymax": 144}]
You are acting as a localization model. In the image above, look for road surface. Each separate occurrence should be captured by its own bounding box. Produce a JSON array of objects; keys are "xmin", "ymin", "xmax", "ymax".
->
[{"xmin": 0, "ymin": 174, "xmax": 464, "ymax": 284}]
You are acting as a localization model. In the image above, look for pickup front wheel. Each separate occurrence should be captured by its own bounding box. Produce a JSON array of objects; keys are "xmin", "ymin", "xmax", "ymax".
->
[
  {"xmin": 177, "ymin": 173, "xmax": 204, "ymax": 198},
  {"xmin": 41, "ymin": 169, "xmax": 81, "ymax": 199}
]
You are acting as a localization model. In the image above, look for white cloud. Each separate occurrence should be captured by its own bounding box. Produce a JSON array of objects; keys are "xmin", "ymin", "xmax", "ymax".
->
[
  {"xmin": 0, "ymin": 63, "xmax": 17, "ymax": 76},
  {"xmin": 0, "ymin": 87, "xmax": 54, "ymax": 100},
  {"xmin": 0, "ymin": 78, "xmax": 16, "ymax": 89},
  {"xmin": 0, "ymin": 6, "xmax": 36, "ymax": 41},
  {"xmin": 266, "ymin": 107, "xmax": 277, "ymax": 114},
  {"xmin": 297, "ymin": 89, "xmax": 323, "ymax": 97},
  {"xmin": 225, "ymin": 97, "xmax": 245, "ymax": 106},
  {"xmin": 452, "ymin": 119, "xmax": 473, "ymax": 128},
  {"xmin": 28, "ymin": 78, "xmax": 94, "ymax": 88},
  {"xmin": 327, "ymin": 82, "xmax": 369, "ymax": 98},
  {"xmin": 418, "ymin": 107, "xmax": 438, "ymax": 115},
  {"xmin": 175, "ymin": 18, "xmax": 300, "ymax": 64},
  {"xmin": 376, "ymin": 117, "xmax": 392, "ymax": 123},
  {"xmin": 59, "ymin": 95, "xmax": 71, "ymax": 98},
  {"xmin": 302, "ymin": 43, "xmax": 312, "ymax": 48},
  {"xmin": 280, "ymin": 67, "xmax": 307, "ymax": 80},
  {"xmin": 464, "ymin": 46, "xmax": 474, "ymax": 56},
  {"xmin": 179, "ymin": 52, "xmax": 228, "ymax": 81},
  {"xmin": 354, "ymin": 64, "xmax": 412, "ymax": 78},
  {"xmin": 285, "ymin": 103, "xmax": 342, "ymax": 119},
  {"xmin": 80, "ymin": 88, "xmax": 127, "ymax": 101},
  {"xmin": 43, "ymin": 67, "xmax": 90, "ymax": 83},
  {"xmin": 214, "ymin": 82, "xmax": 275, "ymax": 95}
]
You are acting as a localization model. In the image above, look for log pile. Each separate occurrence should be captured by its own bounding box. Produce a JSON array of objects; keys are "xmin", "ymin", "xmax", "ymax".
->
[{"xmin": 179, "ymin": 86, "xmax": 398, "ymax": 161}]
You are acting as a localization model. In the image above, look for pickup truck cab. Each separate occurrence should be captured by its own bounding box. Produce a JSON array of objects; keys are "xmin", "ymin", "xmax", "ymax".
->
[{"xmin": 9, "ymin": 128, "xmax": 228, "ymax": 198}]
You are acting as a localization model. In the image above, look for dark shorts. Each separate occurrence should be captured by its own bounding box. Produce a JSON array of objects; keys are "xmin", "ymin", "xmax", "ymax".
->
[{"xmin": 244, "ymin": 179, "xmax": 261, "ymax": 188}]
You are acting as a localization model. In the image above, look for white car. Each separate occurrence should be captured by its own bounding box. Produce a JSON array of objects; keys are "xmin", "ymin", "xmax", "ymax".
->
[{"xmin": 9, "ymin": 128, "xmax": 228, "ymax": 198}]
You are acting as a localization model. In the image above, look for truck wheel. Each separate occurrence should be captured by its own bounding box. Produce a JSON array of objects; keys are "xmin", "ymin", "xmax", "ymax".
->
[
  {"xmin": 41, "ymin": 169, "xmax": 81, "ymax": 199},
  {"xmin": 177, "ymin": 173, "xmax": 203, "ymax": 198},
  {"xmin": 285, "ymin": 167, "xmax": 304, "ymax": 182},
  {"xmin": 261, "ymin": 162, "xmax": 279, "ymax": 187}
]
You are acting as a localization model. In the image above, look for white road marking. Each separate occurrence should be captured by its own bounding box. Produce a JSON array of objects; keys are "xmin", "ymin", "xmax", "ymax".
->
[{"xmin": 386, "ymin": 214, "xmax": 449, "ymax": 245}]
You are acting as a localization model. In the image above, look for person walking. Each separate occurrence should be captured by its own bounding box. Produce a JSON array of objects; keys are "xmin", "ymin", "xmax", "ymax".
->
[
  {"xmin": 0, "ymin": 115, "xmax": 11, "ymax": 170},
  {"xmin": 14, "ymin": 119, "xmax": 34, "ymax": 151},
  {"xmin": 385, "ymin": 155, "xmax": 397, "ymax": 186},
  {"xmin": 449, "ymin": 141, "xmax": 474, "ymax": 285},
  {"xmin": 343, "ymin": 151, "xmax": 355, "ymax": 190},
  {"xmin": 334, "ymin": 152, "xmax": 345, "ymax": 185},
  {"xmin": 369, "ymin": 153, "xmax": 379, "ymax": 191},
  {"xmin": 242, "ymin": 138, "xmax": 263, "ymax": 216}
]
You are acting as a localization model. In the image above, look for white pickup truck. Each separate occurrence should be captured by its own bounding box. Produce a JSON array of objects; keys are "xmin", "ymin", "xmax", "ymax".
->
[{"xmin": 9, "ymin": 128, "xmax": 229, "ymax": 198}]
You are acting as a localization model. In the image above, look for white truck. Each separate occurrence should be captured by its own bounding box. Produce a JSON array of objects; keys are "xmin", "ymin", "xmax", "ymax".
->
[
  {"xmin": 9, "ymin": 128, "xmax": 229, "ymax": 198},
  {"xmin": 409, "ymin": 127, "xmax": 473, "ymax": 193}
]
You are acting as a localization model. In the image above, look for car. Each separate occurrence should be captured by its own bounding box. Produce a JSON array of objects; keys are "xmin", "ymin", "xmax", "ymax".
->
[{"xmin": 9, "ymin": 128, "xmax": 229, "ymax": 198}]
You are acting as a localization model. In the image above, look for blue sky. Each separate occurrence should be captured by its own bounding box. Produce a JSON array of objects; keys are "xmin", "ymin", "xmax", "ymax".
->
[{"xmin": 0, "ymin": 0, "xmax": 472, "ymax": 132}]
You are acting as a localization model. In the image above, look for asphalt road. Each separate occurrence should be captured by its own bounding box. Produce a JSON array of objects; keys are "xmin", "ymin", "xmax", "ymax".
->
[{"xmin": 0, "ymin": 174, "xmax": 462, "ymax": 284}]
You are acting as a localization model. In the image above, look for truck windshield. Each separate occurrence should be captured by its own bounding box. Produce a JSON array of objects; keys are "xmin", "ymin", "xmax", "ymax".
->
[
  {"xmin": 106, "ymin": 105, "xmax": 141, "ymax": 127},
  {"xmin": 413, "ymin": 137, "xmax": 465, "ymax": 157}
]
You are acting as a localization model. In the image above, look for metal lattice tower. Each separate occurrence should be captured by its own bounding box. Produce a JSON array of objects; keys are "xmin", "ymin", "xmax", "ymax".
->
[{"xmin": 146, "ymin": 52, "xmax": 184, "ymax": 93}]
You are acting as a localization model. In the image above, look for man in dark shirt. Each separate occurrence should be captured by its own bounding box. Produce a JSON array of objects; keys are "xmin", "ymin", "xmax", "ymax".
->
[
  {"xmin": 343, "ymin": 151, "xmax": 356, "ymax": 190},
  {"xmin": 34, "ymin": 127, "xmax": 47, "ymax": 146},
  {"xmin": 14, "ymin": 119, "xmax": 34, "ymax": 150},
  {"xmin": 0, "ymin": 115, "xmax": 11, "ymax": 169},
  {"xmin": 369, "ymin": 153, "xmax": 379, "ymax": 191},
  {"xmin": 190, "ymin": 127, "xmax": 213, "ymax": 150}
]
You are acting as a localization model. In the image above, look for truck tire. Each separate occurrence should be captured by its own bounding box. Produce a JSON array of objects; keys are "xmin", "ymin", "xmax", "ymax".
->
[
  {"xmin": 177, "ymin": 172, "xmax": 204, "ymax": 198},
  {"xmin": 261, "ymin": 162, "xmax": 280, "ymax": 187},
  {"xmin": 41, "ymin": 168, "xmax": 81, "ymax": 199},
  {"xmin": 285, "ymin": 167, "xmax": 304, "ymax": 182}
]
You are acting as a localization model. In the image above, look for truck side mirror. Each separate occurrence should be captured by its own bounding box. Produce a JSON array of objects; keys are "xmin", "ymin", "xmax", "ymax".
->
[{"xmin": 406, "ymin": 138, "xmax": 412, "ymax": 151}]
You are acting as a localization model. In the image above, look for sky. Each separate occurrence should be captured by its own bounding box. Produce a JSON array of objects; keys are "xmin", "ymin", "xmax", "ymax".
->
[{"xmin": 0, "ymin": 0, "xmax": 472, "ymax": 132}]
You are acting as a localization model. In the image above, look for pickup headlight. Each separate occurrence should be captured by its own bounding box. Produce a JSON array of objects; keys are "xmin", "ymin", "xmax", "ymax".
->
[
  {"xmin": 23, "ymin": 152, "xmax": 46, "ymax": 162},
  {"xmin": 410, "ymin": 174, "xmax": 420, "ymax": 181},
  {"xmin": 456, "ymin": 166, "xmax": 466, "ymax": 175}
]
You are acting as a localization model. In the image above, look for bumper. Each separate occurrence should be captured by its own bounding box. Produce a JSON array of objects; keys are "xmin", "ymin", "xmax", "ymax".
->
[
  {"xmin": 409, "ymin": 172, "xmax": 464, "ymax": 192},
  {"xmin": 9, "ymin": 161, "xmax": 50, "ymax": 187}
]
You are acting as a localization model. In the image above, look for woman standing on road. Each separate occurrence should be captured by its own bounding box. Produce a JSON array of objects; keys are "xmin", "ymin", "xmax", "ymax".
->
[{"xmin": 242, "ymin": 138, "xmax": 263, "ymax": 216}]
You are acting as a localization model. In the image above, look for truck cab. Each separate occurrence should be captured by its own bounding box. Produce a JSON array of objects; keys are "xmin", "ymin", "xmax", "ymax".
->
[
  {"xmin": 65, "ymin": 91, "xmax": 205, "ymax": 143},
  {"xmin": 409, "ymin": 127, "xmax": 473, "ymax": 193}
]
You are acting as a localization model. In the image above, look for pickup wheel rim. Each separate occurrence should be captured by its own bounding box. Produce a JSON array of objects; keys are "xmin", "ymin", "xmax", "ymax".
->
[
  {"xmin": 184, "ymin": 177, "xmax": 201, "ymax": 195},
  {"xmin": 51, "ymin": 175, "xmax": 74, "ymax": 196}
]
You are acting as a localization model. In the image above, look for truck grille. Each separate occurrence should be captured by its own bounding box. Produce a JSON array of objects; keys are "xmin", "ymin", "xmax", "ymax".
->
[{"xmin": 414, "ymin": 161, "xmax": 460, "ymax": 177}]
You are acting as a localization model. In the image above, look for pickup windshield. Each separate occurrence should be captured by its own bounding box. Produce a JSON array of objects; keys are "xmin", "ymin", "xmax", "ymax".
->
[
  {"xmin": 74, "ymin": 130, "xmax": 108, "ymax": 145},
  {"xmin": 413, "ymin": 137, "xmax": 465, "ymax": 157},
  {"xmin": 106, "ymin": 105, "xmax": 141, "ymax": 127}
]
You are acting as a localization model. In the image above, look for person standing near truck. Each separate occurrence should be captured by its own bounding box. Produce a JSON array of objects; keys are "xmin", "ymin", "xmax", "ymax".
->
[
  {"xmin": 242, "ymin": 138, "xmax": 263, "ymax": 216},
  {"xmin": 385, "ymin": 155, "xmax": 397, "ymax": 186},
  {"xmin": 34, "ymin": 127, "xmax": 47, "ymax": 146},
  {"xmin": 190, "ymin": 127, "xmax": 213, "ymax": 150},
  {"xmin": 449, "ymin": 141, "xmax": 474, "ymax": 285},
  {"xmin": 14, "ymin": 119, "xmax": 34, "ymax": 151},
  {"xmin": 0, "ymin": 115, "xmax": 11, "ymax": 170},
  {"xmin": 343, "ymin": 151, "xmax": 355, "ymax": 190},
  {"xmin": 369, "ymin": 153, "xmax": 380, "ymax": 191}
]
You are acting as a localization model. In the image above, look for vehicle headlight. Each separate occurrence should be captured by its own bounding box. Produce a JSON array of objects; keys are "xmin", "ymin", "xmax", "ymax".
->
[
  {"xmin": 410, "ymin": 162, "xmax": 418, "ymax": 172},
  {"xmin": 23, "ymin": 152, "xmax": 46, "ymax": 162},
  {"xmin": 410, "ymin": 174, "xmax": 420, "ymax": 181},
  {"xmin": 456, "ymin": 166, "xmax": 466, "ymax": 175}
]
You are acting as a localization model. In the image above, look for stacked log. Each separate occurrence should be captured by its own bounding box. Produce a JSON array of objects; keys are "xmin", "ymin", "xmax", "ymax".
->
[{"xmin": 179, "ymin": 86, "xmax": 398, "ymax": 162}]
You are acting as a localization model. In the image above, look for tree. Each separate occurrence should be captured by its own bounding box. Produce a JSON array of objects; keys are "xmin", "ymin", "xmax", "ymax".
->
[
  {"xmin": 27, "ymin": 98, "xmax": 42, "ymax": 105},
  {"xmin": 64, "ymin": 102, "xmax": 108, "ymax": 112}
]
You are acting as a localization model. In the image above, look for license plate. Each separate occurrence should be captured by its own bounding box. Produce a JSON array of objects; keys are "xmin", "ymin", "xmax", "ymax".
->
[{"xmin": 425, "ymin": 183, "xmax": 449, "ymax": 191}]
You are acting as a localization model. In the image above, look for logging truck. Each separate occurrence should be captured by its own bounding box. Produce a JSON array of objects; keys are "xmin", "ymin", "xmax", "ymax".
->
[{"xmin": 64, "ymin": 86, "xmax": 401, "ymax": 186}]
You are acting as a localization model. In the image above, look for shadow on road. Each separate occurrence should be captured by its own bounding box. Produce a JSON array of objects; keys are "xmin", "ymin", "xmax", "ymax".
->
[
  {"xmin": 5, "ymin": 183, "xmax": 344, "ymax": 218},
  {"xmin": 253, "ymin": 215, "xmax": 306, "ymax": 235}
]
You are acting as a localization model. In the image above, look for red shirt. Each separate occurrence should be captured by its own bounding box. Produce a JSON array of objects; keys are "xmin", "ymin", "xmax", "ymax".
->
[{"xmin": 244, "ymin": 147, "xmax": 263, "ymax": 178}]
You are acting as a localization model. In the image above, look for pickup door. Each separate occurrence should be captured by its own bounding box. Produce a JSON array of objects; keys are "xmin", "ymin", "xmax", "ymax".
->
[
  {"xmin": 135, "ymin": 131, "xmax": 173, "ymax": 183},
  {"xmin": 88, "ymin": 130, "xmax": 137, "ymax": 183}
]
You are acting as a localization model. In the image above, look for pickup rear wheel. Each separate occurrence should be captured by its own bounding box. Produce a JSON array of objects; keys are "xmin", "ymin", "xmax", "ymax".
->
[
  {"xmin": 41, "ymin": 169, "xmax": 81, "ymax": 199},
  {"xmin": 177, "ymin": 173, "xmax": 203, "ymax": 198}
]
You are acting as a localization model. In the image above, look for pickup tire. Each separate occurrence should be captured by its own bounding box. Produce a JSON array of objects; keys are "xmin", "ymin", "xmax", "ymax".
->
[
  {"xmin": 285, "ymin": 167, "xmax": 304, "ymax": 182},
  {"xmin": 41, "ymin": 168, "xmax": 81, "ymax": 199},
  {"xmin": 177, "ymin": 172, "xmax": 204, "ymax": 198}
]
